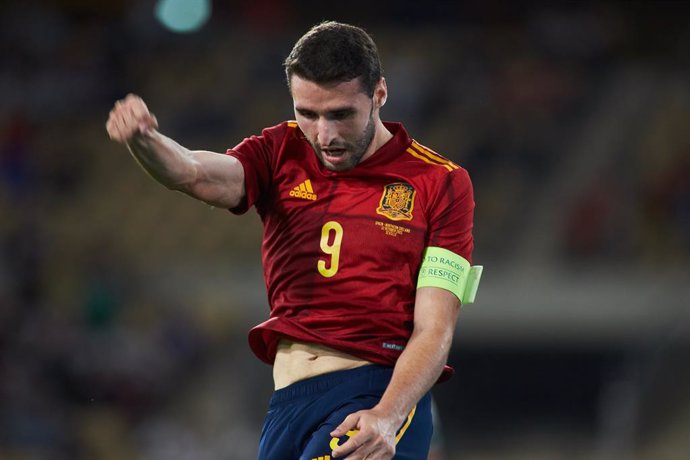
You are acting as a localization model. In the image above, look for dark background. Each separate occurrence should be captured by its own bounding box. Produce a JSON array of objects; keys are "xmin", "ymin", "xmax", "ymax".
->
[{"xmin": 1, "ymin": 1, "xmax": 689, "ymax": 459}]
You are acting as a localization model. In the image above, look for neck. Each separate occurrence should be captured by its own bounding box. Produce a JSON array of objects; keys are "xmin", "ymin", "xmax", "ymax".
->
[{"xmin": 361, "ymin": 119, "xmax": 393, "ymax": 163}]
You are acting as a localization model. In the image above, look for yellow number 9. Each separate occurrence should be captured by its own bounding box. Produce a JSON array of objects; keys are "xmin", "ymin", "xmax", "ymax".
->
[{"xmin": 318, "ymin": 221, "xmax": 343, "ymax": 278}]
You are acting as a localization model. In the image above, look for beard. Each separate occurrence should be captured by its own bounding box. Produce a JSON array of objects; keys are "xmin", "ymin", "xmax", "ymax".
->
[{"xmin": 311, "ymin": 113, "xmax": 376, "ymax": 172}]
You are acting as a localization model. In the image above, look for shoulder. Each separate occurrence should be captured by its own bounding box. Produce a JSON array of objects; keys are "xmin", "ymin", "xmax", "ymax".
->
[
  {"xmin": 260, "ymin": 120, "xmax": 303, "ymax": 142},
  {"xmin": 380, "ymin": 122, "xmax": 469, "ymax": 181},
  {"xmin": 406, "ymin": 140, "xmax": 460, "ymax": 172},
  {"xmin": 403, "ymin": 139, "xmax": 472, "ymax": 188},
  {"xmin": 231, "ymin": 120, "xmax": 305, "ymax": 157}
]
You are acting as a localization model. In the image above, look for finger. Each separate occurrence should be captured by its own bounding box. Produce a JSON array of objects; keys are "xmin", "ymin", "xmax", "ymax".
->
[
  {"xmin": 114, "ymin": 110, "xmax": 130, "ymax": 137},
  {"xmin": 109, "ymin": 114, "xmax": 127, "ymax": 143},
  {"xmin": 106, "ymin": 109, "xmax": 124, "ymax": 140},
  {"xmin": 136, "ymin": 113, "xmax": 158, "ymax": 134},
  {"xmin": 107, "ymin": 95, "xmax": 157, "ymax": 143},
  {"xmin": 107, "ymin": 103, "xmax": 134, "ymax": 142},
  {"xmin": 126, "ymin": 98, "xmax": 158, "ymax": 135},
  {"xmin": 120, "ymin": 106, "xmax": 148, "ymax": 139},
  {"xmin": 333, "ymin": 438, "xmax": 363, "ymax": 459},
  {"xmin": 113, "ymin": 110, "xmax": 136, "ymax": 143},
  {"xmin": 125, "ymin": 94, "xmax": 152, "ymax": 123},
  {"xmin": 332, "ymin": 431, "xmax": 370, "ymax": 458},
  {"xmin": 331, "ymin": 414, "xmax": 359, "ymax": 437},
  {"xmin": 128, "ymin": 96, "xmax": 150, "ymax": 120},
  {"xmin": 125, "ymin": 92, "xmax": 141, "ymax": 103}
]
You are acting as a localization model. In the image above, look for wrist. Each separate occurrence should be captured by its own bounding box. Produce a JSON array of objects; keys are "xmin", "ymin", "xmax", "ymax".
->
[{"xmin": 372, "ymin": 401, "xmax": 407, "ymax": 427}]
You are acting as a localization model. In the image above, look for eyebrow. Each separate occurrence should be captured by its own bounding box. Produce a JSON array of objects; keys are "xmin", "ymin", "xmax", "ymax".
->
[
  {"xmin": 330, "ymin": 108, "xmax": 356, "ymax": 117},
  {"xmin": 295, "ymin": 106, "xmax": 356, "ymax": 117}
]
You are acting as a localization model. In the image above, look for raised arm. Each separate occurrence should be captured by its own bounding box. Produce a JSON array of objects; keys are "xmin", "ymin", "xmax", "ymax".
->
[{"xmin": 106, "ymin": 94, "xmax": 245, "ymax": 209}]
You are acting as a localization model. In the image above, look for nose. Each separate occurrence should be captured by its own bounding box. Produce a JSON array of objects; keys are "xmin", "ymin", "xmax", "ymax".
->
[{"xmin": 316, "ymin": 118, "xmax": 336, "ymax": 147}]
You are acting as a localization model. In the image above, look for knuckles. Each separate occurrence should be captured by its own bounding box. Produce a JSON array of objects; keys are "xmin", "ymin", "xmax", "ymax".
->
[{"xmin": 106, "ymin": 95, "xmax": 154, "ymax": 143}]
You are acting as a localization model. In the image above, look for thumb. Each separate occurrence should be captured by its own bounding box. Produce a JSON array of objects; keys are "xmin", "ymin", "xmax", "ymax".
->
[{"xmin": 138, "ymin": 115, "xmax": 158, "ymax": 136}]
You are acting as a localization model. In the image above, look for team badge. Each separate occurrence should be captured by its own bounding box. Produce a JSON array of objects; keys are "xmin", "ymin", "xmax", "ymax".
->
[{"xmin": 376, "ymin": 183, "xmax": 416, "ymax": 221}]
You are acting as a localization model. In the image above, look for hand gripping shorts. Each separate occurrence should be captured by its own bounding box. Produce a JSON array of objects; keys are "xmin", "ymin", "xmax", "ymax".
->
[{"xmin": 258, "ymin": 365, "xmax": 433, "ymax": 460}]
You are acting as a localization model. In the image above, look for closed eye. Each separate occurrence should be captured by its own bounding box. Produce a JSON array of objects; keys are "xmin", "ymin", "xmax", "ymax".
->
[
  {"xmin": 328, "ymin": 109, "xmax": 355, "ymax": 121},
  {"xmin": 296, "ymin": 109, "xmax": 318, "ymax": 120}
]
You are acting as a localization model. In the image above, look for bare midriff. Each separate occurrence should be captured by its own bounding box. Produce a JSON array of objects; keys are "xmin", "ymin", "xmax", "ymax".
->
[{"xmin": 273, "ymin": 339, "xmax": 371, "ymax": 390}]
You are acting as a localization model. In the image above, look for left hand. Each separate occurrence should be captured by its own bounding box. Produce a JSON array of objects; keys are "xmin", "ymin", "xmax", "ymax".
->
[{"xmin": 330, "ymin": 408, "xmax": 400, "ymax": 459}]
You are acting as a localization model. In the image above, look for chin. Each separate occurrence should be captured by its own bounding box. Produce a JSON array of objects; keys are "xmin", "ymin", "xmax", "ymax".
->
[
  {"xmin": 318, "ymin": 154, "xmax": 353, "ymax": 171},
  {"xmin": 323, "ymin": 161, "xmax": 351, "ymax": 172}
]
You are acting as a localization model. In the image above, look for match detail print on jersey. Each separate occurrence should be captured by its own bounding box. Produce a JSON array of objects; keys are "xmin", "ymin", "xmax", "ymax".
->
[{"xmin": 376, "ymin": 182, "xmax": 416, "ymax": 221}]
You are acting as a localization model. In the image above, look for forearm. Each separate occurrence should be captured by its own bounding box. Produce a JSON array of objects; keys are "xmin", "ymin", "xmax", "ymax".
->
[
  {"xmin": 375, "ymin": 286, "xmax": 460, "ymax": 427},
  {"xmin": 107, "ymin": 93, "xmax": 244, "ymax": 209},
  {"xmin": 374, "ymin": 325, "xmax": 452, "ymax": 425},
  {"xmin": 330, "ymin": 294, "xmax": 457, "ymax": 459},
  {"xmin": 127, "ymin": 130, "xmax": 198, "ymax": 192},
  {"xmin": 127, "ymin": 130, "xmax": 245, "ymax": 208}
]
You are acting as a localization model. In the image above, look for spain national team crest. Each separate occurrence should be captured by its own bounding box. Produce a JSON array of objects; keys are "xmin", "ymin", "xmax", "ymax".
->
[{"xmin": 376, "ymin": 183, "xmax": 416, "ymax": 221}]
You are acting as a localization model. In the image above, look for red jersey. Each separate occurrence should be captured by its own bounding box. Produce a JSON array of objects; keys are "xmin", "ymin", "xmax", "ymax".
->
[{"xmin": 227, "ymin": 121, "xmax": 474, "ymax": 374}]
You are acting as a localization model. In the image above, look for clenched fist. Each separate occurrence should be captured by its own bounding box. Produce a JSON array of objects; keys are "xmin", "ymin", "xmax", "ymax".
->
[{"xmin": 106, "ymin": 94, "xmax": 159, "ymax": 144}]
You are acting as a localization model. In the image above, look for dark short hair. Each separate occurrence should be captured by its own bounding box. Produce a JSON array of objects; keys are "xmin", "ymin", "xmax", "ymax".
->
[{"xmin": 284, "ymin": 21, "xmax": 383, "ymax": 97}]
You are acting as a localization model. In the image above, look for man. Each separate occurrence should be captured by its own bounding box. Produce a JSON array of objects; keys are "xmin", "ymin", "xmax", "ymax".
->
[{"xmin": 106, "ymin": 21, "xmax": 478, "ymax": 460}]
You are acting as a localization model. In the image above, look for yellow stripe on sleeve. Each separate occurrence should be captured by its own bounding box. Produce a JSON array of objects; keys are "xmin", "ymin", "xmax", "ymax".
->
[
  {"xmin": 411, "ymin": 141, "xmax": 459, "ymax": 170},
  {"xmin": 406, "ymin": 148, "xmax": 454, "ymax": 172}
]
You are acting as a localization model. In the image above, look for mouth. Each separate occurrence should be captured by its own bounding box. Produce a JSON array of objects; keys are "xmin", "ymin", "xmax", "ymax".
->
[{"xmin": 321, "ymin": 148, "xmax": 347, "ymax": 164}]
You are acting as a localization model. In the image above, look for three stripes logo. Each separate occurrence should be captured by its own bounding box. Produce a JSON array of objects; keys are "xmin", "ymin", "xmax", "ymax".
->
[
  {"xmin": 406, "ymin": 141, "xmax": 459, "ymax": 171},
  {"xmin": 289, "ymin": 179, "xmax": 317, "ymax": 201}
]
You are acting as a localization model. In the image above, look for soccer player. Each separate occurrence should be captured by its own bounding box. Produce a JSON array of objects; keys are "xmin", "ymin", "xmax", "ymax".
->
[{"xmin": 106, "ymin": 21, "xmax": 476, "ymax": 460}]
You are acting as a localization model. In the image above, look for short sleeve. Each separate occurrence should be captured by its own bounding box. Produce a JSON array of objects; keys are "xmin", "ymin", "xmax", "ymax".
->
[
  {"xmin": 226, "ymin": 124, "xmax": 284, "ymax": 214},
  {"xmin": 426, "ymin": 167, "xmax": 475, "ymax": 264}
]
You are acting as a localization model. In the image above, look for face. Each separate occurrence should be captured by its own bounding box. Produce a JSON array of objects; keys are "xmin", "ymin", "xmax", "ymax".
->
[{"xmin": 291, "ymin": 75, "xmax": 384, "ymax": 171}]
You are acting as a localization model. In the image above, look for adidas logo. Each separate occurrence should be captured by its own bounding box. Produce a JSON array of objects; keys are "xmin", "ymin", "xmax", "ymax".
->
[{"xmin": 289, "ymin": 179, "xmax": 317, "ymax": 201}]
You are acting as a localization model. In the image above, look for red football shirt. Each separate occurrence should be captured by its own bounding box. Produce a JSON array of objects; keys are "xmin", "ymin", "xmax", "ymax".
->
[{"xmin": 227, "ymin": 121, "xmax": 474, "ymax": 375}]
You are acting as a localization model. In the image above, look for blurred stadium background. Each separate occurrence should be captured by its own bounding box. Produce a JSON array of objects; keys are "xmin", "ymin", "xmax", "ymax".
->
[{"xmin": 1, "ymin": 0, "xmax": 689, "ymax": 459}]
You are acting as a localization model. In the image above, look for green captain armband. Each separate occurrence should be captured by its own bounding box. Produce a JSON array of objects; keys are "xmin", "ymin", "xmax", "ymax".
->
[{"xmin": 417, "ymin": 247, "xmax": 484, "ymax": 304}]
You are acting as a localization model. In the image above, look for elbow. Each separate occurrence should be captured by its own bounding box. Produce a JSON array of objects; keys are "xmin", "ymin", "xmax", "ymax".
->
[
  {"xmin": 165, "ymin": 179, "xmax": 191, "ymax": 193},
  {"xmin": 165, "ymin": 159, "xmax": 202, "ymax": 193},
  {"xmin": 161, "ymin": 175, "xmax": 193, "ymax": 194},
  {"xmin": 181, "ymin": 178, "xmax": 245, "ymax": 209}
]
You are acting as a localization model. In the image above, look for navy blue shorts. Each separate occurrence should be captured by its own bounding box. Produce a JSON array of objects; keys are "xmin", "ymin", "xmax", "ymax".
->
[{"xmin": 258, "ymin": 365, "xmax": 433, "ymax": 460}]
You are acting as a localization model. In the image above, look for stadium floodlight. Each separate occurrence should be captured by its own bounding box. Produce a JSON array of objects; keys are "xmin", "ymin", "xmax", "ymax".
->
[{"xmin": 155, "ymin": 0, "xmax": 211, "ymax": 33}]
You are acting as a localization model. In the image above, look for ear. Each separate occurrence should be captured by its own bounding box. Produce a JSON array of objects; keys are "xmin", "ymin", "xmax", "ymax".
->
[{"xmin": 374, "ymin": 78, "xmax": 388, "ymax": 108}]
